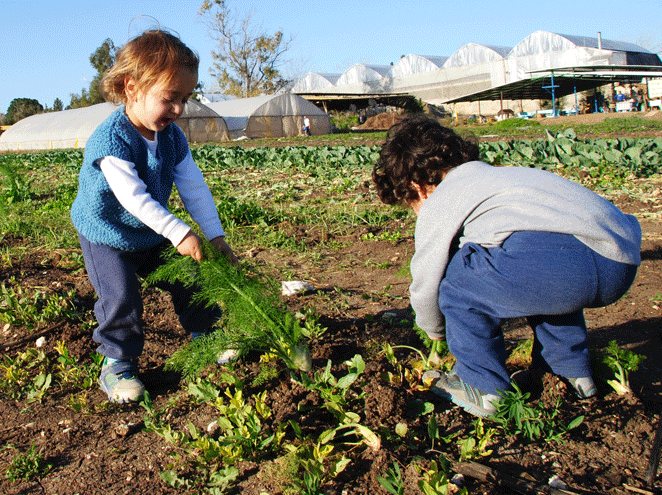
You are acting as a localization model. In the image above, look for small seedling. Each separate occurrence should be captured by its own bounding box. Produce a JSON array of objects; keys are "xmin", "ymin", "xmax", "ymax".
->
[
  {"xmin": 5, "ymin": 444, "xmax": 52, "ymax": 483},
  {"xmin": 457, "ymin": 417, "xmax": 496, "ymax": 461},
  {"xmin": 378, "ymin": 461, "xmax": 405, "ymax": 495},
  {"xmin": 602, "ymin": 340, "xmax": 646, "ymax": 395}
]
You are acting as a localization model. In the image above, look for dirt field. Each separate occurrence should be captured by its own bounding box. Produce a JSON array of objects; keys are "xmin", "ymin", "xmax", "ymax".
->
[
  {"xmin": 356, "ymin": 108, "xmax": 662, "ymax": 132},
  {"xmin": 0, "ymin": 130, "xmax": 660, "ymax": 494}
]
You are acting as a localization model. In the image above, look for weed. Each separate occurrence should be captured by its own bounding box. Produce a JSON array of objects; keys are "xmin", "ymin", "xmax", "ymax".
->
[
  {"xmin": 0, "ymin": 347, "xmax": 52, "ymax": 402},
  {"xmin": 506, "ymin": 338, "xmax": 533, "ymax": 368},
  {"xmin": 54, "ymin": 340, "xmax": 103, "ymax": 390},
  {"xmin": 493, "ymin": 383, "xmax": 584, "ymax": 442},
  {"xmin": 415, "ymin": 456, "xmax": 466, "ymax": 495},
  {"xmin": 5, "ymin": 444, "xmax": 52, "ymax": 483},
  {"xmin": 456, "ymin": 417, "xmax": 496, "ymax": 461},
  {"xmin": 377, "ymin": 461, "xmax": 405, "ymax": 495},
  {"xmin": 0, "ymin": 278, "xmax": 79, "ymax": 329}
]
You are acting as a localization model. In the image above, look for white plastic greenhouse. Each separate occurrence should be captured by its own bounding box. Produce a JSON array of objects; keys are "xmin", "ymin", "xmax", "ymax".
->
[
  {"xmin": 291, "ymin": 72, "xmax": 341, "ymax": 94},
  {"xmin": 390, "ymin": 55, "xmax": 447, "ymax": 80},
  {"xmin": 335, "ymin": 64, "xmax": 391, "ymax": 93},
  {"xmin": 443, "ymin": 43, "xmax": 511, "ymax": 68},
  {"xmin": 291, "ymin": 30, "xmax": 662, "ymax": 111},
  {"xmin": 206, "ymin": 93, "xmax": 331, "ymax": 139},
  {"xmin": 0, "ymin": 100, "xmax": 229, "ymax": 151}
]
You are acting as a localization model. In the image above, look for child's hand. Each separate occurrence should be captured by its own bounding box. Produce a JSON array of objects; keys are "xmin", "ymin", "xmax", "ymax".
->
[
  {"xmin": 177, "ymin": 230, "xmax": 204, "ymax": 261},
  {"xmin": 210, "ymin": 236, "xmax": 239, "ymax": 264}
]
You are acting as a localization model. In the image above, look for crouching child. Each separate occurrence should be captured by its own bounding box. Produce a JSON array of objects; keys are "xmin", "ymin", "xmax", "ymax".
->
[{"xmin": 372, "ymin": 115, "xmax": 641, "ymax": 417}]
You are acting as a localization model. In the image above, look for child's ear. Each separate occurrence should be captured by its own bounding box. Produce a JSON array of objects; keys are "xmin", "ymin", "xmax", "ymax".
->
[
  {"xmin": 124, "ymin": 77, "xmax": 138, "ymax": 102},
  {"xmin": 411, "ymin": 182, "xmax": 432, "ymax": 199}
]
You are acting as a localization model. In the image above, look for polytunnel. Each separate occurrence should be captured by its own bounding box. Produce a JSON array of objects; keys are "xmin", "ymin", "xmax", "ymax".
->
[
  {"xmin": 0, "ymin": 103, "xmax": 116, "ymax": 151},
  {"xmin": 335, "ymin": 64, "xmax": 391, "ymax": 93},
  {"xmin": 0, "ymin": 100, "xmax": 230, "ymax": 151},
  {"xmin": 505, "ymin": 30, "xmax": 661, "ymax": 83},
  {"xmin": 291, "ymin": 72, "xmax": 341, "ymax": 94},
  {"xmin": 206, "ymin": 93, "xmax": 331, "ymax": 139},
  {"xmin": 390, "ymin": 54, "xmax": 448, "ymax": 79},
  {"xmin": 443, "ymin": 43, "xmax": 511, "ymax": 68}
]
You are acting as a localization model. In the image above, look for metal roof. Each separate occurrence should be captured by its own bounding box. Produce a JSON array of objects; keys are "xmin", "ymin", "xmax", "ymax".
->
[{"xmin": 445, "ymin": 65, "xmax": 662, "ymax": 102}]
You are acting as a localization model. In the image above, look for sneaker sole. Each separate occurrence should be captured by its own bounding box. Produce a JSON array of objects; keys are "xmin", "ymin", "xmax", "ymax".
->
[
  {"xmin": 99, "ymin": 378, "xmax": 145, "ymax": 404},
  {"xmin": 424, "ymin": 370, "xmax": 496, "ymax": 417}
]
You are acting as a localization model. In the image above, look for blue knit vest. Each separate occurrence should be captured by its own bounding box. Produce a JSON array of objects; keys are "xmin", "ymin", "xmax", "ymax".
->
[{"xmin": 70, "ymin": 107, "xmax": 189, "ymax": 251}]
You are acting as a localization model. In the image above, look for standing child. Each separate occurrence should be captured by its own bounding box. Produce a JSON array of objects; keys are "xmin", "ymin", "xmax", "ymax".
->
[
  {"xmin": 372, "ymin": 115, "xmax": 641, "ymax": 417},
  {"xmin": 71, "ymin": 29, "xmax": 238, "ymax": 404}
]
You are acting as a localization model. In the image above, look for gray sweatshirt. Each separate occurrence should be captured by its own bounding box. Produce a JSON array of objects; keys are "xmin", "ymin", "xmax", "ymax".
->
[{"xmin": 411, "ymin": 160, "xmax": 642, "ymax": 339}]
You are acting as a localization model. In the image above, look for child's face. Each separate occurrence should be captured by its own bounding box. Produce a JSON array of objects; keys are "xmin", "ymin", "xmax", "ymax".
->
[{"xmin": 125, "ymin": 69, "xmax": 198, "ymax": 140}]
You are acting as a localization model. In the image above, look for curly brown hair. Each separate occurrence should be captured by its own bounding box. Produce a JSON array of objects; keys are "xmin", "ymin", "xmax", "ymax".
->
[
  {"xmin": 101, "ymin": 29, "xmax": 199, "ymax": 104},
  {"xmin": 372, "ymin": 114, "xmax": 479, "ymax": 205}
]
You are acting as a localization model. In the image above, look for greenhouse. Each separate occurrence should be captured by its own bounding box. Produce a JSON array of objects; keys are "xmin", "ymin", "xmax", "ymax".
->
[
  {"xmin": 389, "ymin": 54, "xmax": 448, "ymax": 79},
  {"xmin": 291, "ymin": 29, "xmax": 662, "ymax": 113},
  {"xmin": 206, "ymin": 93, "xmax": 331, "ymax": 139},
  {"xmin": 335, "ymin": 64, "xmax": 392, "ymax": 93},
  {"xmin": 0, "ymin": 100, "xmax": 230, "ymax": 151},
  {"xmin": 442, "ymin": 43, "xmax": 510, "ymax": 68},
  {"xmin": 291, "ymin": 72, "xmax": 341, "ymax": 94}
]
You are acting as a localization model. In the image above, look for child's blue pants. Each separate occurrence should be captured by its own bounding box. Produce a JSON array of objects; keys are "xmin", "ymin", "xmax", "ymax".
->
[
  {"xmin": 79, "ymin": 235, "xmax": 221, "ymax": 361},
  {"xmin": 439, "ymin": 231, "xmax": 638, "ymax": 395}
]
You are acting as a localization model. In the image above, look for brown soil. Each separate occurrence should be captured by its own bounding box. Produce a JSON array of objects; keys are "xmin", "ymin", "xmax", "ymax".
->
[
  {"xmin": 1, "ymin": 148, "xmax": 660, "ymax": 495},
  {"xmin": 356, "ymin": 108, "xmax": 662, "ymax": 133}
]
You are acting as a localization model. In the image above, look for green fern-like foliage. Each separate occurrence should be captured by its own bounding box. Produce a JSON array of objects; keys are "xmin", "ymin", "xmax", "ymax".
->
[{"xmin": 147, "ymin": 245, "xmax": 312, "ymax": 377}]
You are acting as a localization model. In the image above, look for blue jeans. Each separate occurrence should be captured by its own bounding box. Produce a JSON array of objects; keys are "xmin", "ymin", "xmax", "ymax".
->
[
  {"xmin": 79, "ymin": 235, "xmax": 221, "ymax": 361},
  {"xmin": 439, "ymin": 231, "xmax": 638, "ymax": 395}
]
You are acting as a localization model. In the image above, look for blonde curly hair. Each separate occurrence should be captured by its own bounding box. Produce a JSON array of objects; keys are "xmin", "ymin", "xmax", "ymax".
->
[{"xmin": 101, "ymin": 29, "xmax": 199, "ymax": 104}]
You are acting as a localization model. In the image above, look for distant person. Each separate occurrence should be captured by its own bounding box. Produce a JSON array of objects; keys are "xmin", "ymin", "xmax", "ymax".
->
[
  {"xmin": 302, "ymin": 115, "xmax": 311, "ymax": 136},
  {"xmin": 71, "ymin": 29, "xmax": 238, "ymax": 404},
  {"xmin": 372, "ymin": 115, "xmax": 641, "ymax": 417}
]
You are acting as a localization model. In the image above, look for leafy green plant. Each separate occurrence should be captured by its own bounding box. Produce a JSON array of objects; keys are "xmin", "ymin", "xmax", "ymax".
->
[
  {"xmin": 415, "ymin": 456, "xmax": 465, "ymax": 495},
  {"xmin": 0, "ymin": 160, "xmax": 32, "ymax": 205},
  {"xmin": 493, "ymin": 383, "xmax": 584, "ymax": 442},
  {"xmin": 0, "ymin": 347, "xmax": 52, "ymax": 402},
  {"xmin": 0, "ymin": 278, "xmax": 79, "ymax": 329},
  {"xmin": 602, "ymin": 340, "xmax": 646, "ymax": 395},
  {"xmin": 506, "ymin": 338, "xmax": 533, "ymax": 368},
  {"xmin": 285, "ymin": 430, "xmax": 351, "ymax": 495},
  {"xmin": 54, "ymin": 340, "xmax": 103, "ymax": 390},
  {"xmin": 148, "ymin": 246, "xmax": 313, "ymax": 376},
  {"xmin": 5, "ymin": 444, "xmax": 52, "ymax": 483},
  {"xmin": 456, "ymin": 417, "xmax": 496, "ymax": 461},
  {"xmin": 377, "ymin": 461, "xmax": 405, "ymax": 495},
  {"xmin": 293, "ymin": 354, "xmax": 367, "ymax": 423}
]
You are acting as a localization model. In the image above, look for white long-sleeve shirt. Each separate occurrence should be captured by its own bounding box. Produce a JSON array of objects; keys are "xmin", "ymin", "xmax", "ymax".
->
[{"xmin": 99, "ymin": 134, "xmax": 224, "ymax": 248}]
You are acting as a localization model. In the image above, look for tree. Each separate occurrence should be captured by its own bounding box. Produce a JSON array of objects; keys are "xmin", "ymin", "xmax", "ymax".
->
[
  {"xmin": 199, "ymin": 0, "xmax": 290, "ymax": 97},
  {"xmin": 52, "ymin": 98, "xmax": 64, "ymax": 112},
  {"xmin": 5, "ymin": 98, "xmax": 44, "ymax": 124},
  {"xmin": 68, "ymin": 38, "xmax": 116, "ymax": 108}
]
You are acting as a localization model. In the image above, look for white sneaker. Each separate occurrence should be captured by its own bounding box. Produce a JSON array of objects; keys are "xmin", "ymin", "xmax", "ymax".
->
[{"xmin": 99, "ymin": 358, "xmax": 145, "ymax": 403}]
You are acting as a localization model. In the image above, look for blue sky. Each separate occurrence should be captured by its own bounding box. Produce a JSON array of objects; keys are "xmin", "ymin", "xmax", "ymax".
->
[{"xmin": 2, "ymin": 0, "xmax": 661, "ymax": 114}]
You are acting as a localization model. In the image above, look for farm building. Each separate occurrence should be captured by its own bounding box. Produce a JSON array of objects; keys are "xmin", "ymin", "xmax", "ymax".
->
[
  {"xmin": 292, "ymin": 30, "xmax": 662, "ymax": 116},
  {"xmin": 0, "ymin": 100, "xmax": 230, "ymax": 151},
  {"xmin": 206, "ymin": 93, "xmax": 331, "ymax": 139}
]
